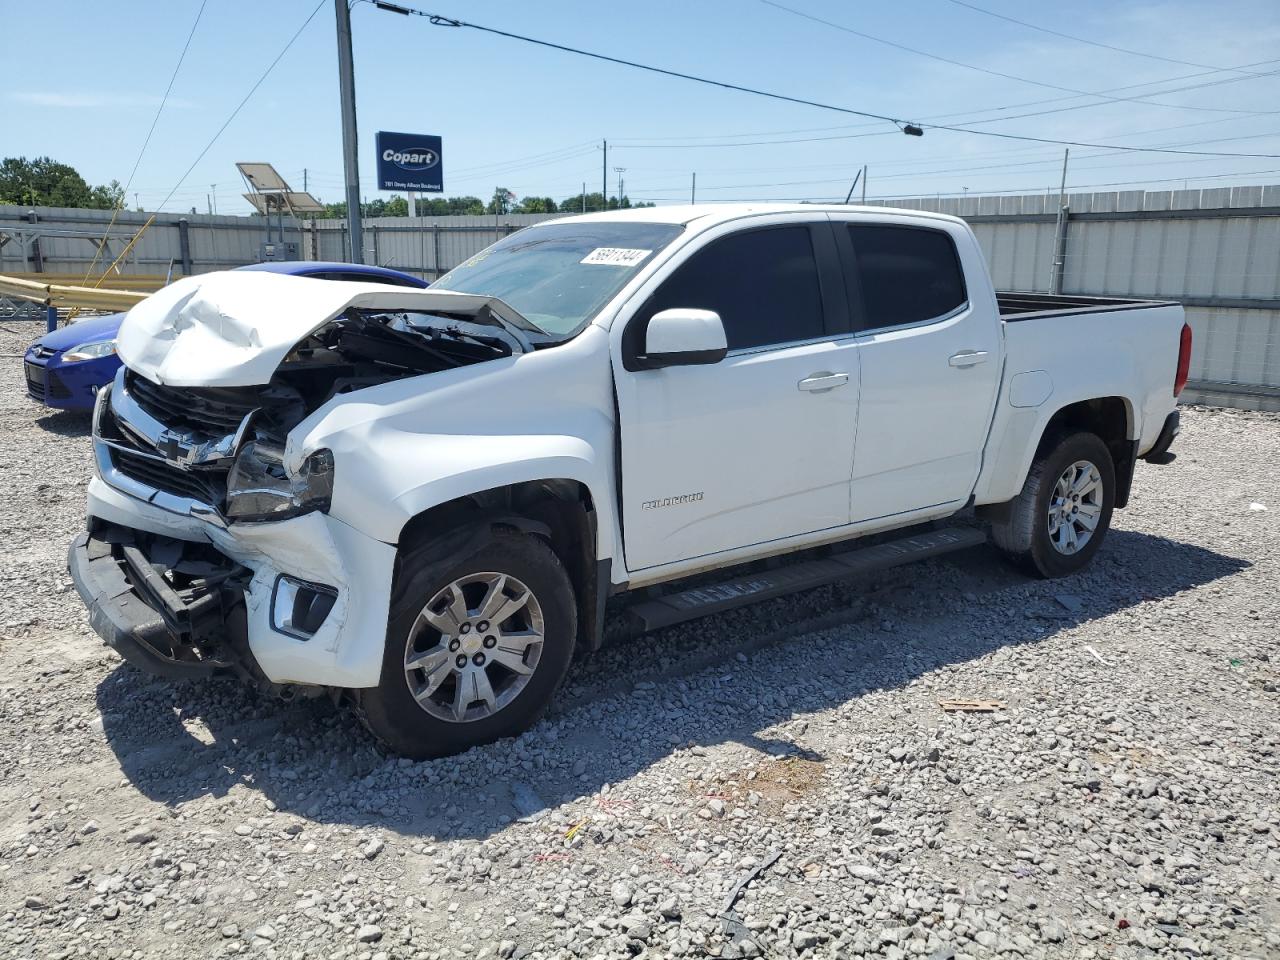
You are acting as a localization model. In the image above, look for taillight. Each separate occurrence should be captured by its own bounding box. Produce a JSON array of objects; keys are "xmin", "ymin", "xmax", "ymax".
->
[{"xmin": 1173, "ymin": 322, "xmax": 1192, "ymax": 397}]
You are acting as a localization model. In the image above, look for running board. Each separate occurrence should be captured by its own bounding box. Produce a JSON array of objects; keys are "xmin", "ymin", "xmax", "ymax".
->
[{"xmin": 625, "ymin": 526, "xmax": 987, "ymax": 634}]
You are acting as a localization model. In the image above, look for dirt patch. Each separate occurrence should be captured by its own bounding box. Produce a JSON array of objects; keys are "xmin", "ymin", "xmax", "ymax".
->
[{"xmin": 692, "ymin": 756, "xmax": 828, "ymax": 813}]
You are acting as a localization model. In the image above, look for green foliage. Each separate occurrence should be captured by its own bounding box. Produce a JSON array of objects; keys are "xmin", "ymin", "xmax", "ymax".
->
[
  {"xmin": 486, "ymin": 187, "xmax": 517, "ymax": 215},
  {"xmin": 413, "ymin": 196, "xmax": 486, "ymax": 216},
  {"xmin": 306, "ymin": 187, "xmax": 651, "ymax": 221},
  {"xmin": 515, "ymin": 196, "xmax": 558, "ymax": 214},
  {"xmin": 557, "ymin": 191, "xmax": 654, "ymax": 213},
  {"xmin": 0, "ymin": 157, "xmax": 125, "ymax": 209}
]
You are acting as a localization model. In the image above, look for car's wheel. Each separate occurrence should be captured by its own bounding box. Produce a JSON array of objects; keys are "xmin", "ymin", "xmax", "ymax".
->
[
  {"xmin": 991, "ymin": 431, "xmax": 1116, "ymax": 578},
  {"xmin": 357, "ymin": 530, "xmax": 576, "ymax": 759}
]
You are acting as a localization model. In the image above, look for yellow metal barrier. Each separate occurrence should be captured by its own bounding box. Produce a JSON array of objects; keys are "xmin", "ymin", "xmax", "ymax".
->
[{"xmin": 0, "ymin": 274, "xmax": 150, "ymax": 311}]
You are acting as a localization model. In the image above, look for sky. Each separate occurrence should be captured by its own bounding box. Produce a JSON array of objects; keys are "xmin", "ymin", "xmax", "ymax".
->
[{"xmin": 4, "ymin": 0, "xmax": 1280, "ymax": 215}]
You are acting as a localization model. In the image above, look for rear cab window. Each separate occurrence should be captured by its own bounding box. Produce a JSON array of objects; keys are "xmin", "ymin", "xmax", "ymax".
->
[{"xmin": 841, "ymin": 224, "xmax": 968, "ymax": 331}]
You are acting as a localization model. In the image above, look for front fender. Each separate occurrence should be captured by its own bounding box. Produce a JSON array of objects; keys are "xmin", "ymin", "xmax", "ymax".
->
[{"xmin": 290, "ymin": 325, "xmax": 621, "ymax": 560}]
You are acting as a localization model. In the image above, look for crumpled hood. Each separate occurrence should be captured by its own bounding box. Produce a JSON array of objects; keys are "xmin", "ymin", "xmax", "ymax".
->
[{"xmin": 117, "ymin": 270, "xmax": 527, "ymax": 387}]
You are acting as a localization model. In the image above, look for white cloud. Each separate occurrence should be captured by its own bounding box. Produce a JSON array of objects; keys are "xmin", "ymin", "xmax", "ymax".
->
[{"xmin": 8, "ymin": 91, "xmax": 196, "ymax": 109}]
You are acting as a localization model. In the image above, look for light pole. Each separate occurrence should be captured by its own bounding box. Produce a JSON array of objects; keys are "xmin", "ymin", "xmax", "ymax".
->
[{"xmin": 335, "ymin": 0, "xmax": 364, "ymax": 262}]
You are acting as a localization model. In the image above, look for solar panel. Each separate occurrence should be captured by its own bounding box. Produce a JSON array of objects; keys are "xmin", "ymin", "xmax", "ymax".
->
[
  {"xmin": 236, "ymin": 162, "xmax": 291, "ymax": 192},
  {"xmin": 285, "ymin": 191, "xmax": 325, "ymax": 213}
]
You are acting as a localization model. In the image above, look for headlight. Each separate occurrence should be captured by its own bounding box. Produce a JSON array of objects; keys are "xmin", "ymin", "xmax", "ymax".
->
[
  {"xmin": 225, "ymin": 442, "xmax": 334, "ymax": 522},
  {"xmin": 63, "ymin": 338, "xmax": 117, "ymax": 363}
]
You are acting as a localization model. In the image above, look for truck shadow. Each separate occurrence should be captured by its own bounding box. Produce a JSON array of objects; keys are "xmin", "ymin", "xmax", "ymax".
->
[{"xmin": 95, "ymin": 528, "xmax": 1247, "ymax": 843}]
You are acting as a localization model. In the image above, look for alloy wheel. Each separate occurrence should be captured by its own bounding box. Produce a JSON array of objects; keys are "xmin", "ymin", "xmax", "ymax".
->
[
  {"xmin": 403, "ymin": 571, "xmax": 544, "ymax": 723},
  {"xmin": 1047, "ymin": 459, "xmax": 1104, "ymax": 555}
]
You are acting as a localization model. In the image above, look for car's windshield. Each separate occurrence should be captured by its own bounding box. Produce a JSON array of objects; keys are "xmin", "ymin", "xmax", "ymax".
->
[{"xmin": 432, "ymin": 221, "xmax": 684, "ymax": 339}]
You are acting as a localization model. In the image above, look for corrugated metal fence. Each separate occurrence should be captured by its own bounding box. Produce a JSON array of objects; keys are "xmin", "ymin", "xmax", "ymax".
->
[
  {"xmin": 0, "ymin": 205, "xmax": 558, "ymax": 285},
  {"xmin": 4, "ymin": 188, "xmax": 1279, "ymax": 409},
  {"xmin": 869, "ymin": 185, "xmax": 1280, "ymax": 411}
]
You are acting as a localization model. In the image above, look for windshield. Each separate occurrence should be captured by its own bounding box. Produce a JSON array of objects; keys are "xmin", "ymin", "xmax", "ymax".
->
[{"xmin": 432, "ymin": 221, "xmax": 684, "ymax": 338}]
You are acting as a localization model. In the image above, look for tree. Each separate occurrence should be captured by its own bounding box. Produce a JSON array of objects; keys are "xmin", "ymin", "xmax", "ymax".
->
[
  {"xmin": 381, "ymin": 195, "xmax": 409, "ymax": 217},
  {"xmin": 516, "ymin": 196, "xmax": 558, "ymax": 214},
  {"xmin": 0, "ymin": 156, "xmax": 124, "ymax": 209},
  {"xmin": 557, "ymin": 191, "xmax": 652, "ymax": 212},
  {"xmin": 90, "ymin": 179, "xmax": 125, "ymax": 210},
  {"xmin": 487, "ymin": 187, "xmax": 517, "ymax": 215}
]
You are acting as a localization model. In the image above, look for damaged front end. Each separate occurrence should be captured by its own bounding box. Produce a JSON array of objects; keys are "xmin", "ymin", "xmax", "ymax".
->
[
  {"xmin": 74, "ymin": 272, "xmax": 530, "ymax": 687},
  {"xmin": 96, "ymin": 302, "xmax": 515, "ymax": 524}
]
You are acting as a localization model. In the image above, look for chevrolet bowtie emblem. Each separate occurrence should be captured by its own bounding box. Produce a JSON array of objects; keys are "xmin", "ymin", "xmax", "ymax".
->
[{"xmin": 157, "ymin": 431, "xmax": 191, "ymax": 463}]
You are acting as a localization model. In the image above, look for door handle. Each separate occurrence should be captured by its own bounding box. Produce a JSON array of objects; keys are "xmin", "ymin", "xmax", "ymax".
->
[
  {"xmin": 948, "ymin": 350, "xmax": 989, "ymax": 368},
  {"xmin": 798, "ymin": 372, "xmax": 849, "ymax": 392}
]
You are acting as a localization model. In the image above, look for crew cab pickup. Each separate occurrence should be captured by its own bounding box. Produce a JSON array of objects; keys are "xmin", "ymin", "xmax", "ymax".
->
[{"xmin": 68, "ymin": 204, "xmax": 1190, "ymax": 758}]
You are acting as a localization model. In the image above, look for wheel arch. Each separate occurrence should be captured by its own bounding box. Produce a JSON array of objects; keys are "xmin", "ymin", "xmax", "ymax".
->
[
  {"xmin": 1031, "ymin": 396, "xmax": 1137, "ymax": 508},
  {"xmin": 396, "ymin": 478, "xmax": 611, "ymax": 652},
  {"xmin": 976, "ymin": 392, "xmax": 1139, "ymax": 510}
]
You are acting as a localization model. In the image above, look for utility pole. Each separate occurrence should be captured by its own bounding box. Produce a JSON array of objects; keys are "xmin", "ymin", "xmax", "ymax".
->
[
  {"xmin": 581, "ymin": 182, "xmax": 586, "ymax": 213},
  {"xmin": 691, "ymin": 172, "xmax": 696, "ymax": 204},
  {"xmin": 861, "ymin": 165, "xmax": 867, "ymax": 203},
  {"xmin": 1049, "ymin": 148, "xmax": 1070, "ymax": 294},
  {"xmin": 615, "ymin": 167, "xmax": 626, "ymax": 209},
  {"xmin": 601, "ymin": 140, "xmax": 607, "ymax": 210},
  {"xmin": 211, "ymin": 184, "xmax": 217, "ymax": 214},
  {"xmin": 303, "ymin": 168, "xmax": 308, "ymax": 192},
  {"xmin": 335, "ymin": 0, "xmax": 364, "ymax": 262}
]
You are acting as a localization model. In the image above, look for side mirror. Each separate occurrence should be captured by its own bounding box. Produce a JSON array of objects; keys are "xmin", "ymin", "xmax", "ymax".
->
[{"xmin": 637, "ymin": 308, "xmax": 728, "ymax": 369}]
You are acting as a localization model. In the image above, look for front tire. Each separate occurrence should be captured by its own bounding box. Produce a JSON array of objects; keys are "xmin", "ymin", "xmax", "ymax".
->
[
  {"xmin": 991, "ymin": 431, "xmax": 1115, "ymax": 578},
  {"xmin": 357, "ymin": 531, "xmax": 576, "ymax": 759}
]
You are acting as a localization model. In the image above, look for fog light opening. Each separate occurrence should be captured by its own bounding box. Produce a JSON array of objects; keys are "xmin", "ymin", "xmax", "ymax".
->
[{"xmin": 271, "ymin": 576, "xmax": 338, "ymax": 639}]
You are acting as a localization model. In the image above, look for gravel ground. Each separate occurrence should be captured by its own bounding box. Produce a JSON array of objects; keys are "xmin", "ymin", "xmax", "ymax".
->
[{"xmin": 1, "ymin": 319, "xmax": 1277, "ymax": 960}]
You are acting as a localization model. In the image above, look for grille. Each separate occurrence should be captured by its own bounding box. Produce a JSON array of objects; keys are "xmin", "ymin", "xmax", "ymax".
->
[
  {"xmin": 126, "ymin": 371, "xmax": 261, "ymax": 435},
  {"xmin": 24, "ymin": 361, "xmax": 46, "ymax": 401},
  {"xmin": 112, "ymin": 448, "xmax": 225, "ymax": 507},
  {"xmin": 47, "ymin": 370, "xmax": 71, "ymax": 400}
]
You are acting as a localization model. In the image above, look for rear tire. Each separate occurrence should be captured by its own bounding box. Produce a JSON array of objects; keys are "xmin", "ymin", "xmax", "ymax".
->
[
  {"xmin": 991, "ymin": 431, "xmax": 1115, "ymax": 578},
  {"xmin": 357, "ymin": 530, "xmax": 576, "ymax": 759}
]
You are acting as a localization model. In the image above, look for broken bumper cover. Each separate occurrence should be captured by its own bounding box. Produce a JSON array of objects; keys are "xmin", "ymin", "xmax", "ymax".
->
[
  {"xmin": 80, "ymin": 473, "xmax": 397, "ymax": 689},
  {"xmin": 68, "ymin": 525, "xmax": 248, "ymax": 679}
]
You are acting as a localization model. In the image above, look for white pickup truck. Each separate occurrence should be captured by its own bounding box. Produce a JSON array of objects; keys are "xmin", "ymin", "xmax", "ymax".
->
[{"xmin": 69, "ymin": 204, "xmax": 1190, "ymax": 757}]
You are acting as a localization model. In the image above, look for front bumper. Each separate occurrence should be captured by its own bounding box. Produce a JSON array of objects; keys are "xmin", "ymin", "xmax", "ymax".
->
[
  {"xmin": 23, "ymin": 349, "xmax": 119, "ymax": 411},
  {"xmin": 80, "ymin": 472, "xmax": 396, "ymax": 689},
  {"xmin": 68, "ymin": 524, "xmax": 248, "ymax": 679}
]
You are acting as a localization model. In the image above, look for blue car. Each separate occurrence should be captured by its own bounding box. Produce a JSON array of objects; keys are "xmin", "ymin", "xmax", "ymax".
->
[{"xmin": 22, "ymin": 261, "xmax": 428, "ymax": 411}]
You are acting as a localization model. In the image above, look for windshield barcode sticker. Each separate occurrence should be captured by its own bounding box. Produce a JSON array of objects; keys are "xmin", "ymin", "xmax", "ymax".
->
[{"xmin": 580, "ymin": 247, "xmax": 653, "ymax": 266}]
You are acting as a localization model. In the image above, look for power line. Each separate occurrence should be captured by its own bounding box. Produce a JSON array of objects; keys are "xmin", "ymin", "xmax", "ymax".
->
[
  {"xmin": 81, "ymin": 0, "xmax": 207, "ymax": 278},
  {"xmin": 627, "ymin": 166, "xmax": 1280, "ymax": 203},
  {"xmin": 370, "ymin": 3, "xmax": 1280, "ymax": 159},
  {"xmin": 941, "ymin": 0, "xmax": 1274, "ymax": 76},
  {"xmin": 154, "ymin": 0, "xmax": 325, "ymax": 212},
  {"xmin": 759, "ymin": 0, "xmax": 1265, "ymax": 115},
  {"xmin": 123, "ymin": 0, "xmax": 209, "ymax": 199}
]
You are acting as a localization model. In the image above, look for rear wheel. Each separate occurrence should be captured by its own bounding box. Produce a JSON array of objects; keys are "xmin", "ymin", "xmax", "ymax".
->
[
  {"xmin": 991, "ymin": 431, "xmax": 1115, "ymax": 578},
  {"xmin": 357, "ymin": 531, "xmax": 576, "ymax": 759}
]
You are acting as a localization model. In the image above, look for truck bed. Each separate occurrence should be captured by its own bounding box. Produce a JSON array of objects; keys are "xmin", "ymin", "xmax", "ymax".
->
[{"xmin": 997, "ymin": 291, "xmax": 1175, "ymax": 320}]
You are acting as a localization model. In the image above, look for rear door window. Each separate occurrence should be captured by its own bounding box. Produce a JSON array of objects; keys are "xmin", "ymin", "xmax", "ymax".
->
[
  {"xmin": 631, "ymin": 225, "xmax": 826, "ymax": 353},
  {"xmin": 844, "ymin": 225, "xmax": 967, "ymax": 330}
]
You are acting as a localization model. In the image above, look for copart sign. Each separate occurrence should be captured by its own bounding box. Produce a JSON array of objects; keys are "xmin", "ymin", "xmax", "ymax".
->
[{"xmin": 376, "ymin": 131, "xmax": 443, "ymax": 192}]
